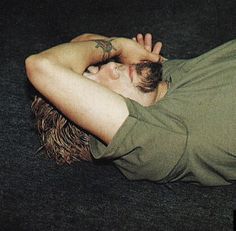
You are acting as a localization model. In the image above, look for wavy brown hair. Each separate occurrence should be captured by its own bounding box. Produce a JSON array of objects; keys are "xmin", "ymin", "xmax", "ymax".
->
[
  {"xmin": 31, "ymin": 95, "xmax": 92, "ymax": 164},
  {"xmin": 135, "ymin": 61, "xmax": 163, "ymax": 93}
]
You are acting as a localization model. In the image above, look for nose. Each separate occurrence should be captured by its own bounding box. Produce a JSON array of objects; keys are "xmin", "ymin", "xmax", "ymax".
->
[{"xmin": 100, "ymin": 62, "xmax": 120, "ymax": 80}]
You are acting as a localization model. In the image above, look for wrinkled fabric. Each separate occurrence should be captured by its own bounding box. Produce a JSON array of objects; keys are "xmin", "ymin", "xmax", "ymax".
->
[{"xmin": 90, "ymin": 40, "xmax": 236, "ymax": 186}]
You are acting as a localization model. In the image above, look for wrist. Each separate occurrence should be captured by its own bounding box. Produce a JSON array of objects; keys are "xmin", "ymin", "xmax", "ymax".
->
[
  {"xmin": 110, "ymin": 37, "xmax": 122, "ymax": 57},
  {"xmin": 90, "ymin": 38, "xmax": 122, "ymax": 62}
]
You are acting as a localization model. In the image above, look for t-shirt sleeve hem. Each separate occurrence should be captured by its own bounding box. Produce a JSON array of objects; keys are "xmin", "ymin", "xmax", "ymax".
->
[{"xmin": 89, "ymin": 98, "xmax": 139, "ymax": 160}]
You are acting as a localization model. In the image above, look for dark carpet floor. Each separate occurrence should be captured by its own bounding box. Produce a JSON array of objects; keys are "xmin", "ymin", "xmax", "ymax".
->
[{"xmin": 0, "ymin": 0, "xmax": 236, "ymax": 230}]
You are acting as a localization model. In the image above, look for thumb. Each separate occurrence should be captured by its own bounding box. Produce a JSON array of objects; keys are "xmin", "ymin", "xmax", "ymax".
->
[{"xmin": 145, "ymin": 52, "xmax": 161, "ymax": 62}]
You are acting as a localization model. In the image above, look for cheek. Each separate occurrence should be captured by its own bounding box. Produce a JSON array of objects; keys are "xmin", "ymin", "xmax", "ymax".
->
[
  {"xmin": 93, "ymin": 78, "xmax": 117, "ymax": 92},
  {"xmin": 102, "ymin": 79, "xmax": 123, "ymax": 93},
  {"xmin": 98, "ymin": 72, "xmax": 120, "ymax": 88},
  {"xmin": 97, "ymin": 69, "xmax": 113, "ymax": 82},
  {"xmin": 113, "ymin": 83, "xmax": 136, "ymax": 98}
]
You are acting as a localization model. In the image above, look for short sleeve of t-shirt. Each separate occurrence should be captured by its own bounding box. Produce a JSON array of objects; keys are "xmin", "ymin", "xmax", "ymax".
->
[{"xmin": 89, "ymin": 97, "xmax": 188, "ymax": 182}]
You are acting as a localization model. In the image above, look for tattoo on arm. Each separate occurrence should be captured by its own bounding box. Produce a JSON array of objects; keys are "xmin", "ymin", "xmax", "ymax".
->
[{"xmin": 94, "ymin": 39, "xmax": 117, "ymax": 61}]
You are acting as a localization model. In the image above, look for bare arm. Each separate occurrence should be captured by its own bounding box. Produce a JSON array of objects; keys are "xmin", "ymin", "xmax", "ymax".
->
[
  {"xmin": 25, "ymin": 37, "xmax": 159, "ymax": 144},
  {"xmin": 70, "ymin": 33, "xmax": 109, "ymax": 43}
]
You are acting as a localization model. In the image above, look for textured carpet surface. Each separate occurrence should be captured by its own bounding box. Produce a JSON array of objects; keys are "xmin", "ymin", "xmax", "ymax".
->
[{"xmin": 0, "ymin": 0, "xmax": 236, "ymax": 230}]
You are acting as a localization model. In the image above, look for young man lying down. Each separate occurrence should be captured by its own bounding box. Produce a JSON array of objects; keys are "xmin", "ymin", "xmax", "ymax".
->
[{"xmin": 26, "ymin": 33, "xmax": 236, "ymax": 186}]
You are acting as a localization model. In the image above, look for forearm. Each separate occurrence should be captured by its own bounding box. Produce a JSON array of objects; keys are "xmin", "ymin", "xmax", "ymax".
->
[
  {"xmin": 28, "ymin": 39, "xmax": 121, "ymax": 74},
  {"xmin": 70, "ymin": 33, "xmax": 109, "ymax": 43}
]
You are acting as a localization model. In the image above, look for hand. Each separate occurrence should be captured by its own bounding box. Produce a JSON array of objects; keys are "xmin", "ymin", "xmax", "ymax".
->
[
  {"xmin": 132, "ymin": 33, "xmax": 166, "ymax": 63},
  {"xmin": 116, "ymin": 37, "xmax": 161, "ymax": 64},
  {"xmin": 70, "ymin": 33, "xmax": 109, "ymax": 43}
]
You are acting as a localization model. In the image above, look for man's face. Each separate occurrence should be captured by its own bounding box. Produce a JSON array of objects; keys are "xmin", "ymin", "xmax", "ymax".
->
[{"xmin": 83, "ymin": 62, "xmax": 143, "ymax": 100}]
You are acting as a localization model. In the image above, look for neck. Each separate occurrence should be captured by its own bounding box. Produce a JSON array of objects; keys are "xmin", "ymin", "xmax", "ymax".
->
[
  {"xmin": 154, "ymin": 81, "xmax": 168, "ymax": 103},
  {"xmin": 138, "ymin": 91, "xmax": 158, "ymax": 106},
  {"xmin": 135, "ymin": 81, "xmax": 168, "ymax": 107}
]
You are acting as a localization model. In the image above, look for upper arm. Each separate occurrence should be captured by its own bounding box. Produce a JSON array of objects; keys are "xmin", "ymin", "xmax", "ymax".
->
[{"xmin": 25, "ymin": 56, "xmax": 129, "ymax": 144}]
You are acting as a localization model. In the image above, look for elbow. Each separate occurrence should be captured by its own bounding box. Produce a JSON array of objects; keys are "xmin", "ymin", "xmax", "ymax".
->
[
  {"xmin": 25, "ymin": 55, "xmax": 40, "ymax": 82},
  {"xmin": 25, "ymin": 54, "xmax": 57, "ymax": 98},
  {"xmin": 25, "ymin": 54, "xmax": 51, "ymax": 86}
]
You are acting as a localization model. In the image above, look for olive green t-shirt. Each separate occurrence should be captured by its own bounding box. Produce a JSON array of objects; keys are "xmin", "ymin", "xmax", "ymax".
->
[{"xmin": 89, "ymin": 39, "xmax": 236, "ymax": 186}]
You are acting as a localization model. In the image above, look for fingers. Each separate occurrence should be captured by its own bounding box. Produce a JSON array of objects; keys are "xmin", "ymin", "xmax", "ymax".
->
[
  {"xmin": 132, "ymin": 33, "xmax": 162, "ymax": 63},
  {"xmin": 120, "ymin": 36, "xmax": 163, "ymax": 64},
  {"xmin": 145, "ymin": 52, "xmax": 161, "ymax": 63},
  {"xmin": 134, "ymin": 33, "xmax": 152, "ymax": 52},
  {"xmin": 152, "ymin": 42, "xmax": 162, "ymax": 55},
  {"xmin": 137, "ymin": 34, "xmax": 144, "ymax": 46},
  {"xmin": 144, "ymin": 33, "xmax": 152, "ymax": 52}
]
